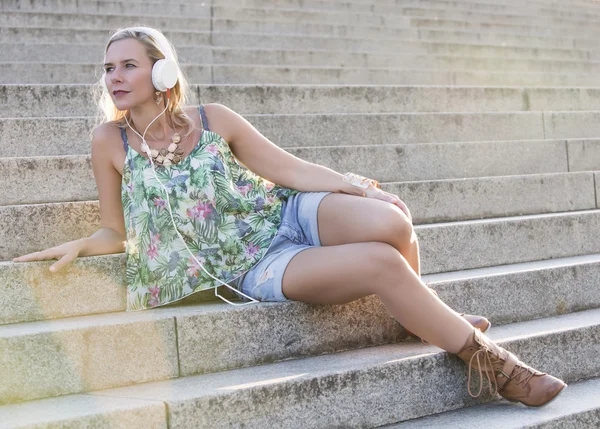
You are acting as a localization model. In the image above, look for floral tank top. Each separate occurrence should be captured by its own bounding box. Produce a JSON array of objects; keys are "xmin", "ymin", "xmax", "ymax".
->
[{"xmin": 120, "ymin": 105, "xmax": 300, "ymax": 311}]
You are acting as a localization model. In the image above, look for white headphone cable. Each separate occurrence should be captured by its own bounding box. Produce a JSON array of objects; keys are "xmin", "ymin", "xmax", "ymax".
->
[{"xmin": 124, "ymin": 101, "xmax": 259, "ymax": 305}]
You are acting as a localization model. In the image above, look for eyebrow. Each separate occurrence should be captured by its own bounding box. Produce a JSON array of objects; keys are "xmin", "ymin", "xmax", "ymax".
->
[{"xmin": 103, "ymin": 59, "xmax": 139, "ymax": 67}]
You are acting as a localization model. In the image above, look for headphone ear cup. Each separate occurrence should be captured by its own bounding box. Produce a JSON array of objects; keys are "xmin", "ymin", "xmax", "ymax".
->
[{"xmin": 152, "ymin": 58, "xmax": 178, "ymax": 92}]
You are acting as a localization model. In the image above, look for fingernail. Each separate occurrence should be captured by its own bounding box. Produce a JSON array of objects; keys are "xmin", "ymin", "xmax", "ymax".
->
[{"xmin": 50, "ymin": 266, "xmax": 55, "ymax": 272}]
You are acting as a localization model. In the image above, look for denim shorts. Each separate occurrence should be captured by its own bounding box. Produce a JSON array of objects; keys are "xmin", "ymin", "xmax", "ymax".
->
[{"xmin": 232, "ymin": 191, "xmax": 332, "ymax": 303}]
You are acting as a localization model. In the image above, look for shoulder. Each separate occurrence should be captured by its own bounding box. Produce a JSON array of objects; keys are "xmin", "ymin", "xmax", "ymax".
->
[
  {"xmin": 185, "ymin": 103, "xmax": 237, "ymax": 142},
  {"xmin": 91, "ymin": 123, "xmax": 125, "ymax": 171},
  {"xmin": 183, "ymin": 103, "xmax": 224, "ymax": 124},
  {"xmin": 92, "ymin": 122, "xmax": 123, "ymax": 147}
]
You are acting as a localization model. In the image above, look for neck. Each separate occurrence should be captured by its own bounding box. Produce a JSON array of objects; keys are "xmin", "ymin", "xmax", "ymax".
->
[{"xmin": 127, "ymin": 101, "xmax": 172, "ymax": 141}]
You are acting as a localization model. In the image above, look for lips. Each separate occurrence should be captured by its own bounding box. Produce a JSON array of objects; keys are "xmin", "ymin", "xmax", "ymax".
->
[{"xmin": 113, "ymin": 90, "xmax": 130, "ymax": 96}]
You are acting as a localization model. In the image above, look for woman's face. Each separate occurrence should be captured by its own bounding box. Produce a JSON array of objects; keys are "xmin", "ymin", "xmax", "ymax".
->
[{"xmin": 103, "ymin": 38, "xmax": 155, "ymax": 110}]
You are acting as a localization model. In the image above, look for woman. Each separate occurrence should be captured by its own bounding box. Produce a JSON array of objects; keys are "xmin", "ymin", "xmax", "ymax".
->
[{"xmin": 13, "ymin": 26, "xmax": 566, "ymax": 407}]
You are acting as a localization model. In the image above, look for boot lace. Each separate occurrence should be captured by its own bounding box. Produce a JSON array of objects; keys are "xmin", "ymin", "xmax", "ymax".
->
[
  {"xmin": 466, "ymin": 334, "xmax": 539, "ymax": 398},
  {"xmin": 466, "ymin": 343, "xmax": 497, "ymax": 398}
]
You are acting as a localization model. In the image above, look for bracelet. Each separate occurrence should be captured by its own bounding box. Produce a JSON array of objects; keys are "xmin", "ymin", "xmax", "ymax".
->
[{"xmin": 342, "ymin": 172, "xmax": 381, "ymax": 190}]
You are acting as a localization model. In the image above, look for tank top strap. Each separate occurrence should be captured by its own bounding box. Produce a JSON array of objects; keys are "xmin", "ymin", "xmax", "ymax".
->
[
  {"xmin": 199, "ymin": 104, "xmax": 210, "ymax": 132},
  {"xmin": 120, "ymin": 127, "xmax": 129, "ymax": 152}
]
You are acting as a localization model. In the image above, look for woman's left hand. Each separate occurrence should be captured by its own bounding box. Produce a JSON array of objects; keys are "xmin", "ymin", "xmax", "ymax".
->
[{"xmin": 364, "ymin": 185, "xmax": 412, "ymax": 223}]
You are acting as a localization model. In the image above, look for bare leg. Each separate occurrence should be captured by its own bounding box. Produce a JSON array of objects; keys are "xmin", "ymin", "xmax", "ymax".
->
[
  {"xmin": 315, "ymin": 193, "xmax": 423, "ymax": 277},
  {"xmin": 403, "ymin": 229, "xmax": 421, "ymax": 277},
  {"xmin": 282, "ymin": 241, "xmax": 474, "ymax": 353},
  {"xmin": 374, "ymin": 252, "xmax": 474, "ymax": 353},
  {"xmin": 281, "ymin": 194, "xmax": 565, "ymax": 406}
]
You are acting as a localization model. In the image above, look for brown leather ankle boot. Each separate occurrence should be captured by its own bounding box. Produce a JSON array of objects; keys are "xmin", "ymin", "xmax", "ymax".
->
[
  {"xmin": 461, "ymin": 314, "xmax": 491, "ymax": 333},
  {"xmin": 456, "ymin": 329, "xmax": 567, "ymax": 407}
]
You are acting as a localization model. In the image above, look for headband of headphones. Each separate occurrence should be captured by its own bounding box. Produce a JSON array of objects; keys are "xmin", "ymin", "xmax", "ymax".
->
[{"xmin": 129, "ymin": 27, "xmax": 174, "ymax": 62}]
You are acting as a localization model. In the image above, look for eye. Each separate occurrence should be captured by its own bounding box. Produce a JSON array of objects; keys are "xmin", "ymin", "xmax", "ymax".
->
[{"xmin": 104, "ymin": 64, "xmax": 134, "ymax": 72}]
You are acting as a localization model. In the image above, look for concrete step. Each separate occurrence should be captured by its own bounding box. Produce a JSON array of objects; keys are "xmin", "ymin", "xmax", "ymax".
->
[
  {"xmin": 4, "ymin": 167, "xmax": 598, "ymax": 258},
  {"xmin": 5, "ymin": 0, "xmax": 600, "ymax": 23},
  {"xmin": 0, "ymin": 393, "xmax": 166, "ymax": 429},
  {"xmin": 388, "ymin": 0, "xmax": 600, "ymax": 13},
  {"xmin": 4, "ymin": 43, "xmax": 600, "ymax": 73},
  {"xmin": 0, "ymin": 27, "xmax": 206, "ymax": 45},
  {"xmin": 76, "ymin": 0, "xmax": 600, "ymax": 14},
  {"xmin": 6, "ymin": 6, "xmax": 599, "ymax": 32},
  {"xmin": 160, "ymin": 19, "xmax": 593, "ymax": 56},
  {"xmin": 3, "ymin": 85, "xmax": 600, "ymax": 118},
  {"xmin": 215, "ymin": 0, "xmax": 600, "ymax": 21},
  {"xmin": 2, "ymin": 127, "xmax": 598, "ymax": 198},
  {"xmin": 0, "ymin": 11, "xmax": 212, "ymax": 31},
  {"xmin": 144, "ymin": 4, "xmax": 600, "ymax": 33},
  {"xmin": 0, "ymin": 252, "xmax": 242, "ymax": 325},
  {"xmin": 41, "ymin": 0, "xmax": 600, "ymax": 19},
  {"xmin": 5, "ymin": 187, "xmax": 600, "ymax": 271},
  {"xmin": 376, "ymin": 6, "xmax": 600, "ymax": 30},
  {"xmin": 1, "ymin": 0, "xmax": 211, "ymax": 16},
  {"xmin": 208, "ymin": 7, "xmax": 600, "ymax": 39},
  {"xmin": 0, "ymin": 26, "xmax": 594, "ymax": 63},
  {"xmin": 0, "ymin": 25, "xmax": 589, "ymax": 62},
  {"xmin": 3, "ymin": 186, "xmax": 600, "ymax": 322},
  {"xmin": 211, "ymin": 0, "xmax": 600, "ymax": 21},
  {"xmin": 405, "ymin": 16, "xmax": 600, "ymax": 41},
  {"xmin": 4, "ymin": 110, "xmax": 600, "ymax": 158},
  {"xmin": 1, "ymin": 265, "xmax": 599, "ymax": 404},
  {"xmin": 0, "ymin": 27, "xmax": 596, "ymax": 56},
  {"xmin": 6, "ymin": 62, "xmax": 600, "ymax": 86},
  {"xmin": 3, "ymin": 197, "xmax": 600, "ymax": 322},
  {"xmin": 5, "ymin": 374, "xmax": 599, "ymax": 429},
  {"xmin": 1, "ymin": 308, "xmax": 595, "ymax": 426},
  {"xmin": 242, "ymin": 0, "xmax": 600, "ymax": 15},
  {"xmin": 384, "ymin": 376, "xmax": 600, "ymax": 428},
  {"xmin": 212, "ymin": 0, "xmax": 600, "ymax": 16},
  {"xmin": 420, "ymin": 0, "xmax": 600, "ymax": 8},
  {"xmin": 1, "ymin": 7, "xmax": 600, "ymax": 53}
]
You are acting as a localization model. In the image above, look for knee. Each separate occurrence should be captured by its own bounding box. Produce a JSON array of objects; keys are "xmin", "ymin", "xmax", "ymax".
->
[
  {"xmin": 366, "ymin": 242, "xmax": 427, "ymax": 297},
  {"xmin": 367, "ymin": 242, "xmax": 413, "ymax": 285},
  {"xmin": 382, "ymin": 204, "xmax": 414, "ymax": 247}
]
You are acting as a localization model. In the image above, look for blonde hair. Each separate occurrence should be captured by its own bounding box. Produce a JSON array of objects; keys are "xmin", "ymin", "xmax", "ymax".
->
[{"xmin": 91, "ymin": 26, "xmax": 195, "ymax": 139}]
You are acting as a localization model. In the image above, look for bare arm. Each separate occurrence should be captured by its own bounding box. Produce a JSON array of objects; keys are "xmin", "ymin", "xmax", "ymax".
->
[
  {"xmin": 209, "ymin": 103, "xmax": 365, "ymax": 196},
  {"xmin": 208, "ymin": 104, "xmax": 411, "ymax": 220},
  {"xmin": 12, "ymin": 227, "xmax": 125, "ymax": 271}
]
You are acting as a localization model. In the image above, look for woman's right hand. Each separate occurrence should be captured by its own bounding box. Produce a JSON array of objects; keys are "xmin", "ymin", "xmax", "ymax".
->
[{"xmin": 12, "ymin": 239, "xmax": 86, "ymax": 273}]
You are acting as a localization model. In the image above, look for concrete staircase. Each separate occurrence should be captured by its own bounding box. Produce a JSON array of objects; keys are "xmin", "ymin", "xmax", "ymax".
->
[{"xmin": 1, "ymin": 0, "xmax": 600, "ymax": 427}]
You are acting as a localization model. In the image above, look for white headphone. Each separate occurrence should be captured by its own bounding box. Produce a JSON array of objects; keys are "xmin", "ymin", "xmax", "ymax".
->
[{"xmin": 132, "ymin": 27, "xmax": 179, "ymax": 92}]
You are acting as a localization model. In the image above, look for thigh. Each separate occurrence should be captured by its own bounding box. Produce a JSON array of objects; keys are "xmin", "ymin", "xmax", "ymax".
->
[
  {"xmin": 281, "ymin": 241, "xmax": 407, "ymax": 305},
  {"xmin": 317, "ymin": 192, "xmax": 413, "ymax": 249}
]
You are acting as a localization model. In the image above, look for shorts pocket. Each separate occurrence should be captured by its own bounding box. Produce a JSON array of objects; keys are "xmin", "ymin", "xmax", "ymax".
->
[{"xmin": 277, "ymin": 222, "xmax": 306, "ymax": 245}]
